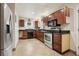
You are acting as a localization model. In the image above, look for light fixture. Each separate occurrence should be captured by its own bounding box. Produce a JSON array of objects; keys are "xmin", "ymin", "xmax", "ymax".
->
[
  {"xmin": 4, "ymin": 4, "xmax": 7, "ymax": 9},
  {"xmin": 32, "ymin": 12, "xmax": 35, "ymax": 15},
  {"xmin": 48, "ymin": 15, "xmax": 52, "ymax": 18}
]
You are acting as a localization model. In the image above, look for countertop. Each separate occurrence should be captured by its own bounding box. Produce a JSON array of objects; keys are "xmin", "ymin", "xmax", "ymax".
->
[{"xmin": 19, "ymin": 29, "xmax": 70, "ymax": 34}]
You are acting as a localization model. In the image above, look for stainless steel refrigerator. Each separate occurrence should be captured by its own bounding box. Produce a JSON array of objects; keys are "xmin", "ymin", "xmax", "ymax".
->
[{"xmin": 0, "ymin": 4, "xmax": 13, "ymax": 56}]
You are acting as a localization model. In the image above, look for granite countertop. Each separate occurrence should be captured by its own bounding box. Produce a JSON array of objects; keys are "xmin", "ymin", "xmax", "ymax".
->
[{"xmin": 19, "ymin": 29, "xmax": 70, "ymax": 34}]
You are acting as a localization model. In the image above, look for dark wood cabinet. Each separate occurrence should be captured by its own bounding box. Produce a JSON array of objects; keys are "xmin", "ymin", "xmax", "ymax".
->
[
  {"xmin": 19, "ymin": 30, "xmax": 28, "ymax": 39},
  {"xmin": 33, "ymin": 31, "xmax": 36, "ymax": 38},
  {"xmin": 36, "ymin": 31, "xmax": 44, "ymax": 42},
  {"xmin": 19, "ymin": 19, "xmax": 24, "ymax": 27},
  {"xmin": 53, "ymin": 32, "xmax": 61, "ymax": 53},
  {"xmin": 35, "ymin": 21, "xmax": 38, "ymax": 29},
  {"xmin": 53, "ymin": 10, "xmax": 66, "ymax": 25},
  {"xmin": 43, "ymin": 16, "xmax": 49, "ymax": 26},
  {"xmin": 53, "ymin": 32, "xmax": 70, "ymax": 53}
]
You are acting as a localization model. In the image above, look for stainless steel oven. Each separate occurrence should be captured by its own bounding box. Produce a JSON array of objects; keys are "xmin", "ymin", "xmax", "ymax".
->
[{"xmin": 44, "ymin": 33, "xmax": 52, "ymax": 49}]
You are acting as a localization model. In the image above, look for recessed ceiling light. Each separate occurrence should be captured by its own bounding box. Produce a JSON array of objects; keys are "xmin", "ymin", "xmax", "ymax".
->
[
  {"xmin": 49, "ymin": 15, "xmax": 52, "ymax": 17},
  {"xmin": 32, "ymin": 12, "xmax": 35, "ymax": 14}
]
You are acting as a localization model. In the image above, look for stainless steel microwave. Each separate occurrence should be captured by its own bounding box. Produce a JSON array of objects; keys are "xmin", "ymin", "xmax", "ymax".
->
[{"xmin": 48, "ymin": 19, "xmax": 57, "ymax": 27}]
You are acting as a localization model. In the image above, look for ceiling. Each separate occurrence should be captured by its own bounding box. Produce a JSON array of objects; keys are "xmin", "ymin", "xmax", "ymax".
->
[{"xmin": 15, "ymin": 3, "xmax": 64, "ymax": 19}]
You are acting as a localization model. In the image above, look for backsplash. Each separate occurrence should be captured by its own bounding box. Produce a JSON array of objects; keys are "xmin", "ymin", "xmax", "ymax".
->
[{"xmin": 61, "ymin": 24, "xmax": 70, "ymax": 30}]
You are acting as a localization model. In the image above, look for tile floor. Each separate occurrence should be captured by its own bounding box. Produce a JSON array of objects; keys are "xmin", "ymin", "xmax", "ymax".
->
[{"xmin": 13, "ymin": 38, "xmax": 61, "ymax": 56}]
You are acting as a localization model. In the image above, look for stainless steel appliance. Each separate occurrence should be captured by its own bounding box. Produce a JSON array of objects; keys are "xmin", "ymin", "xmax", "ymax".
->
[
  {"xmin": 44, "ymin": 33, "xmax": 52, "ymax": 49},
  {"xmin": 0, "ymin": 4, "xmax": 13, "ymax": 56},
  {"xmin": 48, "ymin": 19, "xmax": 57, "ymax": 27}
]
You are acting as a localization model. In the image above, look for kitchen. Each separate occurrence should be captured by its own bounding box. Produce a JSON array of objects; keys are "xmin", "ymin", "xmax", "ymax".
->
[
  {"xmin": 16, "ymin": 4, "xmax": 72, "ymax": 55},
  {"xmin": 0, "ymin": 3, "xmax": 79, "ymax": 56}
]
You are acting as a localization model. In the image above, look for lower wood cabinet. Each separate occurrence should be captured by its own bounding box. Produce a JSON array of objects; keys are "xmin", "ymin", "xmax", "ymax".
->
[
  {"xmin": 19, "ymin": 30, "xmax": 28, "ymax": 39},
  {"xmin": 33, "ymin": 31, "xmax": 36, "ymax": 38},
  {"xmin": 36, "ymin": 31, "xmax": 44, "ymax": 42},
  {"xmin": 53, "ymin": 32, "xmax": 70, "ymax": 53}
]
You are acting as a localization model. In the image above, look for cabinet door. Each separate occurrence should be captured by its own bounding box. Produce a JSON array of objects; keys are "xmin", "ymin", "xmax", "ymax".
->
[
  {"xmin": 53, "ymin": 33, "xmax": 61, "ymax": 45},
  {"xmin": 62, "ymin": 34, "xmax": 70, "ymax": 53},
  {"xmin": 64, "ymin": 7, "xmax": 70, "ymax": 17},
  {"xmin": 43, "ymin": 16, "xmax": 49, "ymax": 26},
  {"xmin": 33, "ymin": 32, "xmax": 36, "ymax": 38},
  {"xmin": 35, "ymin": 32, "xmax": 44, "ymax": 42},
  {"xmin": 53, "ymin": 32, "xmax": 61, "ymax": 52},
  {"xmin": 53, "ymin": 44, "xmax": 61, "ymax": 52},
  {"xmin": 23, "ymin": 31, "xmax": 28, "ymax": 39},
  {"xmin": 35, "ymin": 21, "xmax": 38, "ymax": 29},
  {"xmin": 53, "ymin": 10, "xmax": 66, "ymax": 25},
  {"xmin": 36, "ymin": 31, "xmax": 39, "ymax": 39},
  {"xmin": 19, "ymin": 20, "xmax": 24, "ymax": 27},
  {"xmin": 39, "ymin": 32, "xmax": 44, "ymax": 42}
]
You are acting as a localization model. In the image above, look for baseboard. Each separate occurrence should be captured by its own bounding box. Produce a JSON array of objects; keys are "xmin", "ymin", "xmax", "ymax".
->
[{"xmin": 70, "ymin": 49, "xmax": 77, "ymax": 55}]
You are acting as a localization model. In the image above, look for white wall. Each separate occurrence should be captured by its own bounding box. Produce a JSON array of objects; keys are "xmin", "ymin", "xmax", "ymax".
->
[{"xmin": 63, "ymin": 4, "xmax": 79, "ymax": 55}]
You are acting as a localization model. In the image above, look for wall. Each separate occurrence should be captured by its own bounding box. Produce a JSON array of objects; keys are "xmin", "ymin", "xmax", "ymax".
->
[{"xmin": 63, "ymin": 4, "xmax": 79, "ymax": 55}]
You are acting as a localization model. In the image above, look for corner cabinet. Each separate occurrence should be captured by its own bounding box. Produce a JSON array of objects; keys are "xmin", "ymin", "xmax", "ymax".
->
[{"xmin": 53, "ymin": 31, "xmax": 70, "ymax": 53}]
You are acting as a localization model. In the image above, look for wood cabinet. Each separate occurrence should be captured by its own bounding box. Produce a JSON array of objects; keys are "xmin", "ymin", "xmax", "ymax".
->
[
  {"xmin": 35, "ymin": 21, "xmax": 38, "ymax": 29},
  {"xmin": 33, "ymin": 31, "xmax": 36, "ymax": 38},
  {"xmin": 36, "ymin": 31, "xmax": 44, "ymax": 42},
  {"xmin": 53, "ymin": 10, "xmax": 66, "ymax": 25},
  {"xmin": 53, "ymin": 32, "xmax": 70, "ymax": 53},
  {"xmin": 53, "ymin": 32, "xmax": 61, "ymax": 53},
  {"xmin": 19, "ymin": 19, "xmax": 24, "ymax": 27},
  {"xmin": 43, "ymin": 16, "xmax": 49, "ymax": 26},
  {"xmin": 49, "ymin": 7, "xmax": 70, "ymax": 25},
  {"xmin": 19, "ymin": 30, "xmax": 28, "ymax": 39},
  {"xmin": 64, "ymin": 7, "xmax": 70, "ymax": 17},
  {"xmin": 62, "ymin": 34, "xmax": 70, "ymax": 53}
]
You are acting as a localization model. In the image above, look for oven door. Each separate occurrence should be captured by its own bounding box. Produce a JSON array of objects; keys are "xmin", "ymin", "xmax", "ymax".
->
[{"xmin": 44, "ymin": 33, "xmax": 52, "ymax": 47}]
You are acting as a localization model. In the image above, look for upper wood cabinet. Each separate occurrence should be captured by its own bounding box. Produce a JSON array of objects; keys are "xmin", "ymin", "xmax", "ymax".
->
[
  {"xmin": 35, "ymin": 21, "xmax": 38, "ymax": 29},
  {"xmin": 43, "ymin": 16, "xmax": 49, "ymax": 26},
  {"xmin": 19, "ymin": 19, "xmax": 24, "ymax": 27},
  {"xmin": 48, "ymin": 7, "xmax": 70, "ymax": 25},
  {"xmin": 64, "ymin": 7, "xmax": 70, "ymax": 17},
  {"xmin": 53, "ymin": 10, "xmax": 66, "ymax": 25}
]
